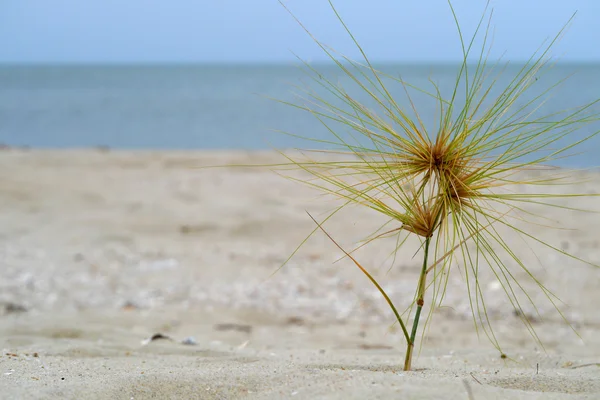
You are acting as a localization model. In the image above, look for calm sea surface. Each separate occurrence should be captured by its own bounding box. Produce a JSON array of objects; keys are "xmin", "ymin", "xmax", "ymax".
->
[{"xmin": 1, "ymin": 64, "xmax": 599, "ymax": 166}]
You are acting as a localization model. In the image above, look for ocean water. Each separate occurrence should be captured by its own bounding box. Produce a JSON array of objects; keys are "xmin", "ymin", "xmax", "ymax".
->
[{"xmin": 1, "ymin": 64, "xmax": 599, "ymax": 166}]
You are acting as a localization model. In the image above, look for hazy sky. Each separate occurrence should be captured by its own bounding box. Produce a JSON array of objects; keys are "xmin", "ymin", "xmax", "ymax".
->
[{"xmin": 2, "ymin": 0, "xmax": 599, "ymax": 64}]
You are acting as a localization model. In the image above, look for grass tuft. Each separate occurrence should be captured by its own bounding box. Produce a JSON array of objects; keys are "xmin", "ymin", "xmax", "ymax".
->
[{"xmin": 262, "ymin": 0, "xmax": 600, "ymax": 371}]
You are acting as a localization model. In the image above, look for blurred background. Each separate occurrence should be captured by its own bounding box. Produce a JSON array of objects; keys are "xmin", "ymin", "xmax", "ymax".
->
[{"xmin": 1, "ymin": 0, "xmax": 599, "ymax": 164}]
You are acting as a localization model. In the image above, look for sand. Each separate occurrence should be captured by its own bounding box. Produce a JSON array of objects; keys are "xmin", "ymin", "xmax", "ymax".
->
[{"xmin": 0, "ymin": 149, "xmax": 599, "ymax": 399}]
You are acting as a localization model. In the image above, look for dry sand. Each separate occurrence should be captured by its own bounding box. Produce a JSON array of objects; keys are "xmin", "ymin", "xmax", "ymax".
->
[{"xmin": 0, "ymin": 149, "xmax": 599, "ymax": 399}]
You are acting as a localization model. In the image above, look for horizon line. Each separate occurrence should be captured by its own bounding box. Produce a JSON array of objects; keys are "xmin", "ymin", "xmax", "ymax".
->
[{"xmin": 1, "ymin": 59, "xmax": 600, "ymax": 68}]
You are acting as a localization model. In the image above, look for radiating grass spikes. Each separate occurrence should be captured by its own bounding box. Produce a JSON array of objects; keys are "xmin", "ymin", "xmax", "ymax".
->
[{"xmin": 248, "ymin": 1, "xmax": 600, "ymax": 371}]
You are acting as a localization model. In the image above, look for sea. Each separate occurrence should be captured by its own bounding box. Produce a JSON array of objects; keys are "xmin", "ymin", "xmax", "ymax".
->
[{"xmin": 1, "ymin": 63, "xmax": 599, "ymax": 167}]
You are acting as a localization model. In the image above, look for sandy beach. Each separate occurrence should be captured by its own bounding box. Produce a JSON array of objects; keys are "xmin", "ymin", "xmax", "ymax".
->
[{"xmin": 1, "ymin": 149, "xmax": 599, "ymax": 399}]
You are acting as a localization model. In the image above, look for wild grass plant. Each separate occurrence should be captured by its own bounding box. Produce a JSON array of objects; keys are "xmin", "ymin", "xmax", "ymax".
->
[{"xmin": 261, "ymin": 1, "xmax": 600, "ymax": 371}]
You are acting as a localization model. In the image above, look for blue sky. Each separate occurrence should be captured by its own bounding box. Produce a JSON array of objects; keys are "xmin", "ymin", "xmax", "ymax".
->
[{"xmin": 1, "ymin": 0, "xmax": 599, "ymax": 64}]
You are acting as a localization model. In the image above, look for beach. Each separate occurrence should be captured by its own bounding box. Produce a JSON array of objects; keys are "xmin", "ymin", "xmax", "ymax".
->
[{"xmin": 1, "ymin": 149, "xmax": 599, "ymax": 399}]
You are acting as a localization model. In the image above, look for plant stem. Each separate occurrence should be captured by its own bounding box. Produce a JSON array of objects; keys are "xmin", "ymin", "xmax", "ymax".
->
[{"xmin": 404, "ymin": 235, "xmax": 432, "ymax": 371}]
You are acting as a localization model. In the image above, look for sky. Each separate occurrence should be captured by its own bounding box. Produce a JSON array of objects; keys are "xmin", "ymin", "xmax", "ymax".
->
[{"xmin": 1, "ymin": 0, "xmax": 600, "ymax": 64}]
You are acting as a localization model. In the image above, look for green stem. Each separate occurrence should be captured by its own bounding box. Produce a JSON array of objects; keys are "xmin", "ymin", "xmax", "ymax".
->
[
  {"xmin": 404, "ymin": 236, "xmax": 432, "ymax": 371},
  {"xmin": 305, "ymin": 211, "xmax": 411, "ymax": 344}
]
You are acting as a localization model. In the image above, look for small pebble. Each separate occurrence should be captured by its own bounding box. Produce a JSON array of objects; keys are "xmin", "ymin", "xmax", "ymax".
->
[{"xmin": 181, "ymin": 337, "xmax": 198, "ymax": 346}]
